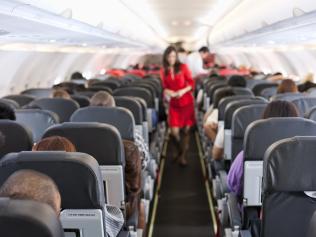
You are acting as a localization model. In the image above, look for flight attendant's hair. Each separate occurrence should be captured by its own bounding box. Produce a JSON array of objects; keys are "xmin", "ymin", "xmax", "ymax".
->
[{"xmin": 162, "ymin": 46, "xmax": 182, "ymax": 76}]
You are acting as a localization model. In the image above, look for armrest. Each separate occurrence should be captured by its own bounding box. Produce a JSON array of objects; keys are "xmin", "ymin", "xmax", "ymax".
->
[
  {"xmin": 227, "ymin": 193, "xmax": 242, "ymax": 228},
  {"xmin": 239, "ymin": 230, "xmax": 252, "ymax": 237},
  {"xmin": 218, "ymin": 170, "xmax": 229, "ymax": 194}
]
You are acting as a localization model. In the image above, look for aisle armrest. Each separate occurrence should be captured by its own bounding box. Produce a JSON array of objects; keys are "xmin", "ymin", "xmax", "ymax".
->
[{"xmin": 227, "ymin": 193, "xmax": 242, "ymax": 228}]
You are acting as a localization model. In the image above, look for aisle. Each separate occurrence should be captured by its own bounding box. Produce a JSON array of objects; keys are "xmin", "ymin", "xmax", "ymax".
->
[{"xmin": 151, "ymin": 131, "xmax": 214, "ymax": 237}]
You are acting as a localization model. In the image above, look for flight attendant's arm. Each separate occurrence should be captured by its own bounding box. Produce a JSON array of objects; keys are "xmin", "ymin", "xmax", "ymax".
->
[
  {"xmin": 176, "ymin": 64, "xmax": 194, "ymax": 98},
  {"xmin": 160, "ymin": 69, "xmax": 177, "ymax": 98}
]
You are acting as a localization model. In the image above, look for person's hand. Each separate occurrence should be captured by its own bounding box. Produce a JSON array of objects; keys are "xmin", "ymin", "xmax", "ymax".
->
[{"xmin": 175, "ymin": 89, "xmax": 186, "ymax": 98}]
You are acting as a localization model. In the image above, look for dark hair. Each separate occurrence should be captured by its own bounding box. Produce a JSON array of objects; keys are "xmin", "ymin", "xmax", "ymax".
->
[
  {"xmin": 162, "ymin": 46, "xmax": 181, "ymax": 76},
  {"xmin": 262, "ymin": 101, "xmax": 299, "ymax": 119},
  {"xmin": 33, "ymin": 136, "xmax": 76, "ymax": 152},
  {"xmin": 123, "ymin": 140, "xmax": 142, "ymax": 219},
  {"xmin": 198, "ymin": 46, "xmax": 210, "ymax": 53},
  {"xmin": 0, "ymin": 103, "xmax": 16, "ymax": 120},
  {"xmin": 178, "ymin": 47, "xmax": 186, "ymax": 53},
  {"xmin": 273, "ymin": 72, "xmax": 283, "ymax": 76},
  {"xmin": 213, "ymin": 88, "xmax": 235, "ymax": 108},
  {"xmin": 228, "ymin": 75, "xmax": 246, "ymax": 87},
  {"xmin": 70, "ymin": 72, "xmax": 84, "ymax": 80},
  {"xmin": 277, "ymin": 79, "xmax": 298, "ymax": 94}
]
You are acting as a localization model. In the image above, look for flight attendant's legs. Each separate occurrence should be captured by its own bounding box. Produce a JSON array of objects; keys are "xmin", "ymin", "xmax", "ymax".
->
[
  {"xmin": 178, "ymin": 126, "xmax": 191, "ymax": 167},
  {"xmin": 170, "ymin": 127, "xmax": 181, "ymax": 161}
]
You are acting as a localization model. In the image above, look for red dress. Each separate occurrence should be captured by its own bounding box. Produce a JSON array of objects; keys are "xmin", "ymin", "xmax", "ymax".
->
[{"xmin": 161, "ymin": 64, "xmax": 196, "ymax": 127}]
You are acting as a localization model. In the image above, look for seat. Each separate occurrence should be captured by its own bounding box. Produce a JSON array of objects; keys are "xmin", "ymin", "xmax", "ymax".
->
[
  {"xmin": 43, "ymin": 123, "xmax": 125, "ymax": 207},
  {"xmin": 70, "ymin": 95, "xmax": 90, "ymax": 107},
  {"xmin": 231, "ymin": 104, "xmax": 267, "ymax": 161},
  {"xmin": 308, "ymin": 210, "xmax": 316, "ymax": 237},
  {"xmin": 0, "ymin": 98, "xmax": 20, "ymax": 109},
  {"xmin": 252, "ymin": 83, "xmax": 278, "ymax": 96},
  {"xmin": 0, "ymin": 151, "xmax": 107, "ymax": 237},
  {"xmin": 30, "ymin": 98, "xmax": 79, "ymax": 123},
  {"xmin": 291, "ymin": 97, "xmax": 316, "ymax": 117},
  {"xmin": 260, "ymin": 86, "xmax": 278, "ymax": 99},
  {"xmin": 243, "ymin": 118, "xmax": 316, "ymax": 207},
  {"xmin": 91, "ymin": 81, "xmax": 120, "ymax": 91},
  {"xmin": 114, "ymin": 87, "xmax": 154, "ymax": 108},
  {"xmin": 0, "ymin": 198, "xmax": 64, "ymax": 237},
  {"xmin": 213, "ymin": 87, "xmax": 253, "ymax": 109},
  {"xmin": 270, "ymin": 92, "xmax": 305, "ymax": 101},
  {"xmin": 3, "ymin": 94, "xmax": 35, "ymax": 107},
  {"xmin": 246, "ymin": 79, "xmax": 268, "ymax": 90},
  {"xmin": 21, "ymin": 88, "xmax": 52, "ymax": 98},
  {"xmin": 0, "ymin": 120, "xmax": 33, "ymax": 158},
  {"xmin": 15, "ymin": 109, "xmax": 59, "ymax": 142},
  {"xmin": 306, "ymin": 106, "xmax": 316, "ymax": 121},
  {"xmin": 262, "ymin": 137, "xmax": 316, "ymax": 237},
  {"xmin": 70, "ymin": 106, "xmax": 135, "ymax": 141}
]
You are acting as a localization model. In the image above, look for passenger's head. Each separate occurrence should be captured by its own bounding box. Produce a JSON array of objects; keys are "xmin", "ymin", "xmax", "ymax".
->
[
  {"xmin": 227, "ymin": 75, "xmax": 246, "ymax": 87},
  {"xmin": 90, "ymin": 91, "xmax": 115, "ymax": 107},
  {"xmin": 198, "ymin": 46, "xmax": 210, "ymax": 59},
  {"xmin": 32, "ymin": 136, "xmax": 76, "ymax": 152},
  {"xmin": 262, "ymin": 101, "xmax": 299, "ymax": 119},
  {"xmin": 123, "ymin": 140, "xmax": 142, "ymax": 214},
  {"xmin": 277, "ymin": 79, "xmax": 298, "ymax": 94},
  {"xmin": 0, "ymin": 103, "xmax": 16, "ymax": 120},
  {"xmin": 0, "ymin": 170, "xmax": 61, "ymax": 215},
  {"xmin": 70, "ymin": 72, "xmax": 84, "ymax": 80},
  {"xmin": 52, "ymin": 89, "xmax": 71, "ymax": 99}
]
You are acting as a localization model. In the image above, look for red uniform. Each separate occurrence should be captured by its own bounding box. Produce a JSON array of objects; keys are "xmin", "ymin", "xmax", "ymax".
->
[{"xmin": 161, "ymin": 64, "xmax": 196, "ymax": 127}]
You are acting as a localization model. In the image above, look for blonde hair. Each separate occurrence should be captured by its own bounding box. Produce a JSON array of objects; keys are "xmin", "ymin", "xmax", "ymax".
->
[{"xmin": 90, "ymin": 91, "xmax": 115, "ymax": 107}]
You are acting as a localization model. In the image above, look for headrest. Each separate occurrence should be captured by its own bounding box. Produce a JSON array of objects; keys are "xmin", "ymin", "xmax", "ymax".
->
[
  {"xmin": 224, "ymin": 98, "xmax": 267, "ymax": 129},
  {"xmin": 0, "ymin": 198, "xmax": 64, "ymax": 237},
  {"xmin": 271, "ymin": 92, "xmax": 305, "ymax": 102},
  {"xmin": 260, "ymin": 87, "xmax": 278, "ymax": 99},
  {"xmin": 16, "ymin": 109, "xmax": 59, "ymax": 142},
  {"xmin": 244, "ymin": 118, "xmax": 316, "ymax": 161},
  {"xmin": 30, "ymin": 98, "xmax": 79, "ymax": 123},
  {"xmin": 263, "ymin": 136, "xmax": 316, "ymax": 192},
  {"xmin": 0, "ymin": 99, "xmax": 19, "ymax": 109},
  {"xmin": 232, "ymin": 87, "xmax": 254, "ymax": 96},
  {"xmin": 21, "ymin": 88, "xmax": 52, "ymax": 98},
  {"xmin": 3, "ymin": 95, "xmax": 35, "ymax": 107},
  {"xmin": 132, "ymin": 97, "xmax": 147, "ymax": 122},
  {"xmin": 252, "ymin": 83, "xmax": 278, "ymax": 96},
  {"xmin": 218, "ymin": 95, "xmax": 254, "ymax": 120},
  {"xmin": 115, "ymin": 96, "xmax": 143, "ymax": 124},
  {"xmin": 92, "ymin": 81, "xmax": 120, "ymax": 91},
  {"xmin": 70, "ymin": 95, "xmax": 90, "ymax": 107},
  {"xmin": 0, "ymin": 120, "xmax": 33, "ymax": 158},
  {"xmin": 207, "ymin": 82, "xmax": 227, "ymax": 102},
  {"xmin": 43, "ymin": 122, "xmax": 124, "ymax": 166},
  {"xmin": 114, "ymin": 87, "xmax": 154, "ymax": 108},
  {"xmin": 291, "ymin": 97, "xmax": 316, "ymax": 117},
  {"xmin": 70, "ymin": 106, "xmax": 135, "ymax": 141},
  {"xmin": 0, "ymin": 151, "xmax": 105, "ymax": 209},
  {"xmin": 232, "ymin": 104, "xmax": 267, "ymax": 138}
]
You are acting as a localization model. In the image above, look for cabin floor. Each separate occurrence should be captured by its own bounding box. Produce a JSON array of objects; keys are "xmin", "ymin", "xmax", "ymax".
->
[{"xmin": 152, "ymin": 131, "xmax": 214, "ymax": 237}]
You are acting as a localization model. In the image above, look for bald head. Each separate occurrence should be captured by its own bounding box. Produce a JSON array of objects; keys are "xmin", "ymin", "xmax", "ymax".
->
[{"xmin": 0, "ymin": 170, "xmax": 61, "ymax": 215}]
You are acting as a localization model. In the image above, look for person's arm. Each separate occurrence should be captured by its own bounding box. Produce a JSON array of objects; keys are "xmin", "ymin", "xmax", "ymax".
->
[
  {"xmin": 176, "ymin": 64, "xmax": 194, "ymax": 98},
  {"xmin": 212, "ymin": 125, "xmax": 224, "ymax": 160},
  {"xmin": 227, "ymin": 151, "xmax": 244, "ymax": 196},
  {"xmin": 160, "ymin": 68, "xmax": 177, "ymax": 98}
]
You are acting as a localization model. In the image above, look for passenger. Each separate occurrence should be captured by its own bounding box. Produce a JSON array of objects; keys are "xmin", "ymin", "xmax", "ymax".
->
[
  {"xmin": 227, "ymin": 100, "xmax": 299, "ymax": 196},
  {"xmin": 0, "ymin": 170, "xmax": 61, "ymax": 215},
  {"xmin": 123, "ymin": 140, "xmax": 146, "ymax": 230},
  {"xmin": 32, "ymin": 136, "xmax": 76, "ymax": 152},
  {"xmin": 90, "ymin": 91, "xmax": 116, "ymax": 107},
  {"xmin": 277, "ymin": 79, "xmax": 298, "ymax": 94},
  {"xmin": 52, "ymin": 89, "xmax": 71, "ymax": 99},
  {"xmin": 186, "ymin": 46, "xmax": 210, "ymax": 78},
  {"xmin": 298, "ymin": 73, "xmax": 316, "ymax": 92},
  {"xmin": 32, "ymin": 136, "xmax": 124, "ymax": 237},
  {"xmin": 70, "ymin": 71, "xmax": 85, "ymax": 80},
  {"xmin": 0, "ymin": 103, "xmax": 16, "ymax": 120},
  {"xmin": 267, "ymin": 72, "xmax": 284, "ymax": 82},
  {"xmin": 227, "ymin": 75, "xmax": 247, "ymax": 87},
  {"xmin": 161, "ymin": 46, "xmax": 196, "ymax": 166}
]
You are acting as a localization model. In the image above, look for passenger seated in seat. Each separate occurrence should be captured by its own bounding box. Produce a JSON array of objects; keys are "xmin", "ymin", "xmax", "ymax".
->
[
  {"xmin": 123, "ymin": 140, "xmax": 146, "ymax": 230},
  {"xmin": 277, "ymin": 79, "xmax": 298, "ymax": 94},
  {"xmin": 0, "ymin": 170, "xmax": 61, "ymax": 215},
  {"xmin": 227, "ymin": 75, "xmax": 247, "ymax": 88},
  {"xmin": 0, "ymin": 103, "xmax": 16, "ymax": 120},
  {"xmin": 33, "ymin": 136, "xmax": 124, "ymax": 237},
  {"xmin": 90, "ymin": 91, "xmax": 116, "ymax": 107},
  {"xmin": 52, "ymin": 89, "xmax": 71, "ymax": 99},
  {"xmin": 227, "ymin": 101, "xmax": 299, "ymax": 196}
]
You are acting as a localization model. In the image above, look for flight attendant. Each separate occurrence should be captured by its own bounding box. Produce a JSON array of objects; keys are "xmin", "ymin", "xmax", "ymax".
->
[{"xmin": 161, "ymin": 46, "xmax": 196, "ymax": 166}]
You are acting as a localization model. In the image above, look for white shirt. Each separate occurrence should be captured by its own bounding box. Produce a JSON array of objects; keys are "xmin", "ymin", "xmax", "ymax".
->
[
  {"xmin": 214, "ymin": 123, "xmax": 224, "ymax": 149},
  {"xmin": 187, "ymin": 52, "xmax": 209, "ymax": 78}
]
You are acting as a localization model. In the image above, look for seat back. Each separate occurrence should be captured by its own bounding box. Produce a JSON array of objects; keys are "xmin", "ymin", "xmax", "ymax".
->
[
  {"xmin": 0, "ymin": 120, "xmax": 33, "ymax": 158},
  {"xmin": 207, "ymin": 82, "xmax": 227, "ymax": 104},
  {"xmin": 92, "ymin": 81, "xmax": 120, "ymax": 91},
  {"xmin": 114, "ymin": 87, "xmax": 154, "ymax": 108},
  {"xmin": 243, "ymin": 118, "xmax": 316, "ymax": 206},
  {"xmin": 0, "ymin": 198, "xmax": 64, "ymax": 237},
  {"xmin": 291, "ymin": 97, "xmax": 316, "ymax": 117},
  {"xmin": 70, "ymin": 95, "xmax": 90, "ymax": 107},
  {"xmin": 3, "ymin": 95, "xmax": 35, "ymax": 107},
  {"xmin": 21, "ymin": 88, "xmax": 52, "ymax": 98},
  {"xmin": 307, "ymin": 106, "xmax": 316, "ymax": 121},
  {"xmin": 308, "ymin": 210, "xmax": 316, "ymax": 237},
  {"xmin": 260, "ymin": 86, "xmax": 278, "ymax": 99},
  {"xmin": 0, "ymin": 151, "xmax": 106, "ymax": 236},
  {"xmin": 270, "ymin": 92, "xmax": 305, "ymax": 101},
  {"xmin": 262, "ymin": 137, "xmax": 316, "ymax": 237},
  {"xmin": 115, "ymin": 96, "xmax": 143, "ymax": 125},
  {"xmin": 231, "ymin": 104, "xmax": 266, "ymax": 160},
  {"xmin": 212, "ymin": 87, "xmax": 253, "ymax": 108},
  {"xmin": 71, "ymin": 106, "xmax": 135, "ymax": 141},
  {"xmin": 0, "ymin": 98, "xmax": 20, "ymax": 109},
  {"xmin": 30, "ymin": 98, "xmax": 79, "ymax": 123},
  {"xmin": 252, "ymin": 83, "xmax": 278, "ymax": 96},
  {"xmin": 16, "ymin": 109, "xmax": 59, "ymax": 142}
]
